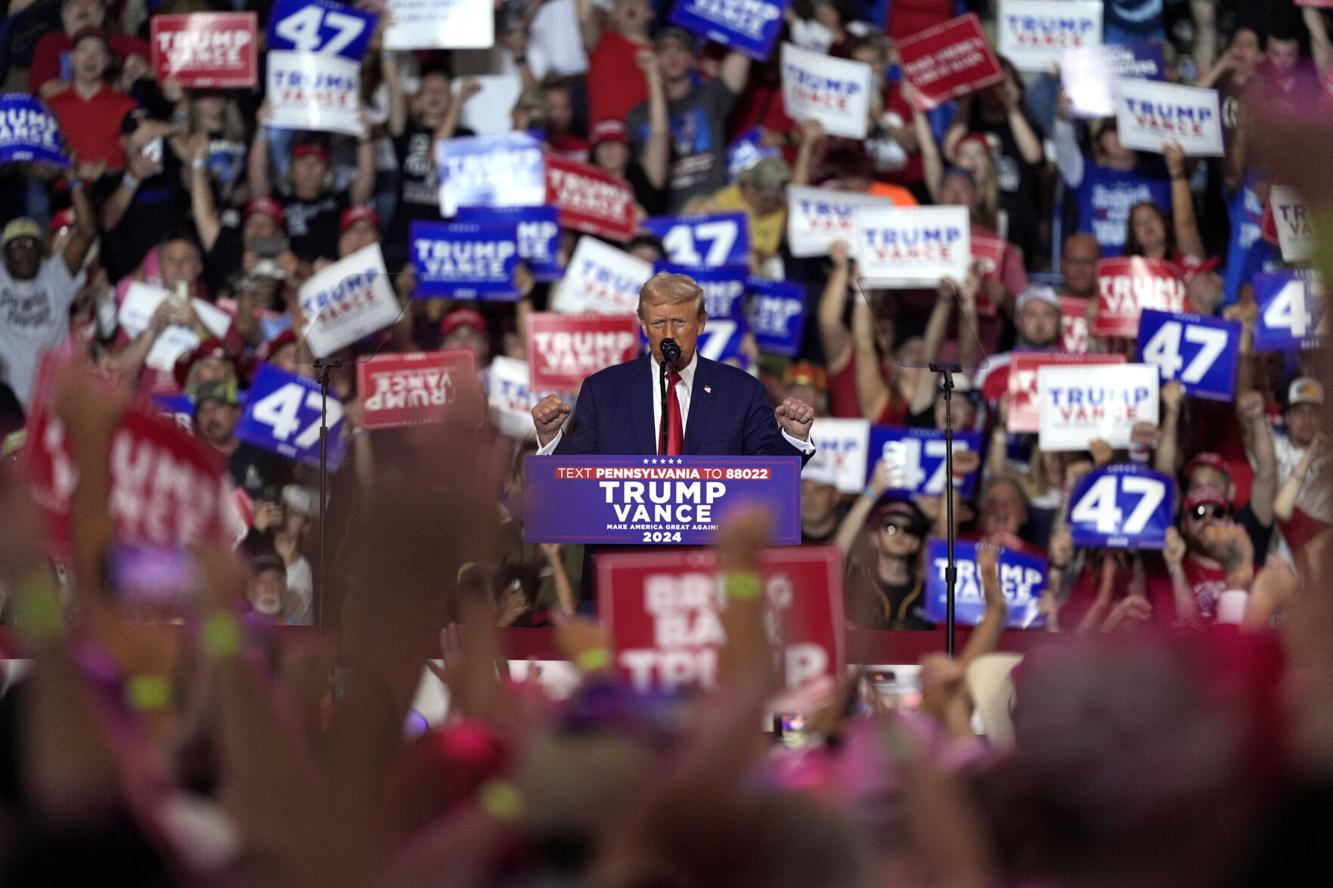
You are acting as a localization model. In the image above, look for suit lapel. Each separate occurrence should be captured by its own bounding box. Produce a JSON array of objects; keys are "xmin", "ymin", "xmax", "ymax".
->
[
  {"xmin": 683, "ymin": 357, "xmax": 716, "ymax": 454},
  {"xmin": 629, "ymin": 355, "xmax": 657, "ymax": 455}
]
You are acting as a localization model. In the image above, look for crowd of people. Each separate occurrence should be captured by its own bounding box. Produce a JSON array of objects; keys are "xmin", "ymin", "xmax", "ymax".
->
[{"xmin": 0, "ymin": 0, "xmax": 1332, "ymax": 881}]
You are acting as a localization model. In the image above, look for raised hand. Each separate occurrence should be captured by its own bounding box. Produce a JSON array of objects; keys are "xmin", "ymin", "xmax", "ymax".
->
[
  {"xmin": 531, "ymin": 394, "xmax": 571, "ymax": 446},
  {"xmin": 774, "ymin": 396, "xmax": 815, "ymax": 441}
]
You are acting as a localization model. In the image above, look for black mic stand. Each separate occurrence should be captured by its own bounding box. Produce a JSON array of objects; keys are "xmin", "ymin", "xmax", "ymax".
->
[
  {"xmin": 314, "ymin": 356, "xmax": 342, "ymax": 633},
  {"xmin": 658, "ymin": 340, "xmax": 680, "ymax": 456},
  {"xmin": 929, "ymin": 361, "xmax": 962, "ymax": 657}
]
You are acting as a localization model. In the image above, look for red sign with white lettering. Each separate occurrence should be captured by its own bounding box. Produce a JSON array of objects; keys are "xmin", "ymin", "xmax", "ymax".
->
[
  {"xmin": 23, "ymin": 355, "xmax": 229, "ymax": 553},
  {"xmin": 1060, "ymin": 296, "xmax": 1092, "ymax": 353},
  {"xmin": 545, "ymin": 155, "xmax": 636, "ymax": 242},
  {"xmin": 897, "ymin": 13, "xmax": 1005, "ymax": 109},
  {"xmin": 596, "ymin": 546, "xmax": 844, "ymax": 693},
  {"xmin": 1093, "ymin": 257, "xmax": 1187, "ymax": 338},
  {"xmin": 527, "ymin": 313, "xmax": 640, "ymax": 392},
  {"xmin": 355, "ymin": 350, "xmax": 476, "ymax": 430},
  {"xmin": 150, "ymin": 13, "xmax": 257, "ymax": 88},
  {"xmin": 1007, "ymin": 352, "xmax": 1125, "ymax": 433}
]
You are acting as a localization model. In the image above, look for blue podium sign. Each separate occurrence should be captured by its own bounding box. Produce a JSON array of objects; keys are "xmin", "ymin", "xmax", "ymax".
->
[{"xmin": 523, "ymin": 455, "xmax": 802, "ymax": 545}]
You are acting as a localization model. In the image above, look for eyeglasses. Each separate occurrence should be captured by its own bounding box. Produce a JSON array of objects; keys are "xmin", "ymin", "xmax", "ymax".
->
[{"xmin": 1190, "ymin": 503, "xmax": 1228, "ymax": 521}]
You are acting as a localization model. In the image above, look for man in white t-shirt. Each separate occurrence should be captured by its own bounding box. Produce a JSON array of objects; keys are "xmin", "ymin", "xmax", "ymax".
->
[
  {"xmin": 1270, "ymin": 377, "xmax": 1331, "ymax": 560},
  {"xmin": 0, "ymin": 184, "xmax": 98, "ymax": 409}
]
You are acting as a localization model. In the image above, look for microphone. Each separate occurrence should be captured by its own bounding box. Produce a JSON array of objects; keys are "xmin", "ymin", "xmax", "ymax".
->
[{"xmin": 660, "ymin": 337, "xmax": 681, "ymax": 368}]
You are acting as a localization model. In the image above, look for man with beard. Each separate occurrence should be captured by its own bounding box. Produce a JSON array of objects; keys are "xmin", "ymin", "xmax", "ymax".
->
[{"xmin": 191, "ymin": 379, "xmax": 293, "ymax": 498}]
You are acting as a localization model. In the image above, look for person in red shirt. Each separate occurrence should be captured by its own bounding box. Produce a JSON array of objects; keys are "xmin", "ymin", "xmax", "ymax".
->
[
  {"xmin": 45, "ymin": 28, "xmax": 138, "ymax": 171},
  {"xmin": 579, "ymin": 0, "xmax": 653, "ymax": 125},
  {"xmin": 28, "ymin": 0, "xmax": 151, "ymax": 99}
]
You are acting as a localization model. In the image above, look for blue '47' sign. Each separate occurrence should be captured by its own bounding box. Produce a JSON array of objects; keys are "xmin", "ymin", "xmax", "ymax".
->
[
  {"xmin": 642, "ymin": 212, "xmax": 750, "ymax": 268},
  {"xmin": 1066, "ymin": 463, "xmax": 1173, "ymax": 549},
  {"xmin": 267, "ymin": 0, "xmax": 376, "ymax": 60},
  {"xmin": 1136, "ymin": 309, "xmax": 1240, "ymax": 401},
  {"xmin": 1253, "ymin": 271, "xmax": 1326, "ymax": 352},
  {"xmin": 866, "ymin": 426, "xmax": 982, "ymax": 497},
  {"xmin": 237, "ymin": 364, "xmax": 345, "ymax": 469}
]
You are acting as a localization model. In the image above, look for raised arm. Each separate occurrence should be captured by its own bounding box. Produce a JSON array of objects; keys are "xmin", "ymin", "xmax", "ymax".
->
[
  {"xmin": 719, "ymin": 50, "xmax": 751, "ymax": 96},
  {"xmin": 819, "ymin": 241, "xmax": 854, "ymax": 372},
  {"xmin": 909, "ymin": 279, "xmax": 958, "ymax": 413},
  {"xmin": 1238, "ymin": 391, "xmax": 1277, "ymax": 527},
  {"xmin": 575, "ymin": 0, "xmax": 603, "ymax": 54},
  {"xmin": 905, "ymin": 82, "xmax": 943, "ymax": 201},
  {"xmin": 791, "ymin": 119, "xmax": 823, "ymax": 187},
  {"xmin": 186, "ymin": 133, "xmax": 222, "ymax": 252},
  {"xmin": 999, "ymin": 77, "xmax": 1044, "ymax": 165},
  {"xmin": 1274, "ymin": 435, "xmax": 1325, "ymax": 522},
  {"xmin": 1164, "ymin": 141, "xmax": 1205, "ymax": 259},
  {"xmin": 62, "ymin": 164, "xmax": 100, "ymax": 276},
  {"xmin": 1154, "ymin": 380, "xmax": 1184, "ymax": 476},
  {"xmin": 835, "ymin": 458, "xmax": 892, "ymax": 557},
  {"xmin": 248, "ymin": 101, "xmax": 274, "ymax": 199},
  {"xmin": 1052, "ymin": 98, "xmax": 1086, "ymax": 188},
  {"xmin": 383, "ymin": 51, "xmax": 408, "ymax": 138},
  {"xmin": 1306, "ymin": 6, "xmax": 1332, "ymax": 74},
  {"xmin": 637, "ymin": 50, "xmax": 670, "ymax": 190},
  {"xmin": 851, "ymin": 291, "xmax": 892, "ymax": 420},
  {"xmin": 349, "ymin": 114, "xmax": 377, "ymax": 206},
  {"xmin": 958, "ymin": 542, "xmax": 1008, "ymax": 665}
]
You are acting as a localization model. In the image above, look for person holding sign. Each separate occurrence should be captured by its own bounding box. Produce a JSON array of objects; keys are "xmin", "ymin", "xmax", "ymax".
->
[{"xmin": 531, "ymin": 271, "xmax": 815, "ymax": 459}]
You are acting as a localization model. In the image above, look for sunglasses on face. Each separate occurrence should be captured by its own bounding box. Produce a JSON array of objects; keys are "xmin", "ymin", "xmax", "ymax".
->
[
  {"xmin": 880, "ymin": 522, "xmax": 913, "ymax": 536},
  {"xmin": 1190, "ymin": 503, "xmax": 1228, "ymax": 521}
]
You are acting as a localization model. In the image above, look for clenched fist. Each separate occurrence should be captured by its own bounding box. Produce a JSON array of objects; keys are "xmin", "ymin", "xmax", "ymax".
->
[
  {"xmin": 532, "ymin": 394, "xmax": 571, "ymax": 446},
  {"xmin": 774, "ymin": 396, "xmax": 814, "ymax": 441}
]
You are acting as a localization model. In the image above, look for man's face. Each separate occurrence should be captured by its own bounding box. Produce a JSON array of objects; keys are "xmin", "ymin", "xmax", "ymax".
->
[
  {"xmin": 195, "ymin": 400, "xmax": 239, "ymax": 446},
  {"xmin": 801, "ymin": 479, "xmax": 838, "ymax": 526},
  {"xmin": 292, "ymin": 154, "xmax": 328, "ymax": 196},
  {"xmin": 657, "ymin": 37, "xmax": 694, "ymax": 81},
  {"xmin": 544, "ymin": 87, "xmax": 572, "ymax": 133},
  {"xmin": 982, "ymin": 481, "xmax": 1026, "ymax": 536},
  {"xmin": 160, "ymin": 240, "xmax": 202, "ymax": 289},
  {"xmin": 1187, "ymin": 465, "xmax": 1229, "ymax": 494},
  {"xmin": 1233, "ymin": 29, "xmax": 1260, "ymax": 71},
  {"xmin": 1181, "ymin": 500, "xmax": 1229, "ymax": 549},
  {"xmin": 3, "ymin": 237, "xmax": 42, "ymax": 281},
  {"xmin": 1288, "ymin": 403, "xmax": 1321, "ymax": 448},
  {"xmin": 640, "ymin": 298, "xmax": 705, "ymax": 368},
  {"xmin": 1018, "ymin": 300, "xmax": 1061, "ymax": 347},
  {"xmin": 1061, "ymin": 235, "xmax": 1100, "ymax": 297},
  {"xmin": 1267, "ymin": 37, "xmax": 1300, "ymax": 75},
  {"xmin": 62, "ymin": 0, "xmax": 104, "ymax": 33},
  {"xmin": 339, "ymin": 221, "xmax": 377, "ymax": 258},
  {"xmin": 442, "ymin": 325, "xmax": 490, "ymax": 367},
  {"xmin": 70, "ymin": 37, "xmax": 109, "ymax": 82},
  {"xmin": 248, "ymin": 569, "xmax": 285, "ymax": 616},
  {"xmin": 741, "ymin": 182, "xmax": 786, "ymax": 217},
  {"xmin": 194, "ymin": 356, "xmax": 232, "ymax": 386}
]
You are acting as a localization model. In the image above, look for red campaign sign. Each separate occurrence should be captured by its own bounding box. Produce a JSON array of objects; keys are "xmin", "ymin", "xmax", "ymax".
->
[
  {"xmin": 897, "ymin": 13, "xmax": 1004, "ymax": 109},
  {"xmin": 970, "ymin": 231, "xmax": 1006, "ymax": 317},
  {"xmin": 23, "ymin": 355, "xmax": 228, "ymax": 553},
  {"xmin": 355, "ymin": 350, "xmax": 476, "ymax": 430},
  {"xmin": 1060, "ymin": 296, "xmax": 1092, "ymax": 354},
  {"xmin": 596, "ymin": 546, "xmax": 845, "ymax": 693},
  {"xmin": 1006, "ymin": 352, "xmax": 1125, "ymax": 433},
  {"xmin": 545, "ymin": 155, "xmax": 636, "ymax": 243},
  {"xmin": 1093, "ymin": 257, "xmax": 1187, "ymax": 338},
  {"xmin": 527, "ymin": 313, "xmax": 640, "ymax": 392},
  {"xmin": 150, "ymin": 13, "xmax": 257, "ymax": 88}
]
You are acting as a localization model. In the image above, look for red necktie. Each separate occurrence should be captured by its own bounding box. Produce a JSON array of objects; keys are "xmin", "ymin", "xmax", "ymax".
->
[{"xmin": 661, "ymin": 369, "xmax": 683, "ymax": 456}]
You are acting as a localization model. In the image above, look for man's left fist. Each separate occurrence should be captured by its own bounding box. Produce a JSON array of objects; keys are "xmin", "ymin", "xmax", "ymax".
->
[{"xmin": 775, "ymin": 397, "xmax": 815, "ymax": 441}]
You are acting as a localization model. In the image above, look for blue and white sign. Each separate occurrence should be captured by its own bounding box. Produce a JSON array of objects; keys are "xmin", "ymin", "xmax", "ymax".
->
[
  {"xmin": 1115, "ymin": 79, "xmax": 1223, "ymax": 157},
  {"xmin": 152, "ymin": 393, "xmax": 196, "ymax": 434},
  {"xmin": 1254, "ymin": 271, "xmax": 1325, "ymax": 352},
  {"xmin": 1109, "ymin": 42, "xmax": 1165, "ymax": 80},
  {"xmin": 1136, "ymin": 309, "xmax": 1240, "ymax": 401},
  {"xmin": 726, "ymin": 127, "xmax": 780, "ymax": 180},
  {"xmin": 523, "ymin": 455, "xmax": 802, "ymax": 545},
  {"xmin": 1061, "ymin": 42, "xmax": 1164, "ymax": 118},
  {"xmin": 410, "ymin": 220, "xmax": 520, "ymax": 300},
  {"xmin": 0, "ymin": 94, "xmax": 67, "ymax": 167},
  {"xmin": 745, "ymin": 277, "xmax": 806, "ymax": 357},
  {"xmin": 267, "ymin": 0, "xmax": 375, "ymax": 59},
  {"xmin": 866, "ymin": 425, "xmax": 983, "ymax": 497},
  {"xmin": 655, "ymin": 262, "xmax": 749, "ymax": 366},
  {"xmin": 298, "ymin": 242, "xmax": 401, "ymax": 358},
  {"xmin": 1066, "ymin": 463, "xmax": 1173, "ymax": 549},
  {"xmin": 998, "ymin": 0, "xmax": 1103, "ymax": 73},
  {"xmin": 925, "ymin": 540, "xmax": 1047, "ymax": 629},
  {"xmin": 237, "ymin": 364, "xmax": 345, "ymax": 469},
  {"xmin": 456, "ymin": 205, "xmax": 562, "ymax": 281},
  {"xmin": 780, "ymin": 42, "xmax": 872, "ymax": 139},
  {"xmin": 642, "ymin": 212, "xmax": 750, "ymax": 268},
  {"xmin": 668, "ymin": 0, "xmax": 787, "ymax": 60},
  {"xmin": 266, "ymin": 50, "xmax": 362, "ymax": 135},
  {"xmin": 1037, "ymin": 363, "xmax": 1158, "ymax": 451},
  {"xmin": 786, "ymin": 185, "xmax": 893, "ymax": 258},
  {"xmin": 853, "ymin": 205, "xmax": 971, "ymax": 287},
  {"xmin": 806, "ymin": 417, "xmax": 869, "ymax": 494},
  {"xmin": 554, "ymin": 237, "xmax": 652, "ymax": 315},
  {"xmin": 436, "ymin": 132, "xmax": 545, "ymax": 217}
]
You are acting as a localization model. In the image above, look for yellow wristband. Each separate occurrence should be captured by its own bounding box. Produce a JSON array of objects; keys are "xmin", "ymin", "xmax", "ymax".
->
[
  {"xmin": 14, "ymin": 573, "xmax": 63, "ymax": 643},
  {"xmin": 125, "ymin": 675, "xmax": 174, "ymax": 712},
  {"xmin": 201, "ymin": 611, "xmax": 243, "ymax": 658},
  {"xmin": 575, "ymin": 647, "xmax": 611, "ymax": 672},
  {"xmin": 478, "ymin": 780, "xmax": 524, "ymax": 822},
  {"xmin": 719, "ymin": 571, "xmax": 762, "ymax": 601}
]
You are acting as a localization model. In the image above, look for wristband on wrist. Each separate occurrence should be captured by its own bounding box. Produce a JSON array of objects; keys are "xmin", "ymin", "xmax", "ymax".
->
[
  {"xmin": 201, "ymin": 611, "xmax": 243, "ymax": 658},
  {"xmin": 575, "ymin": 647, "xmax": 611, "ymax": 672},
  {"xmin": 478, "ymin": 780, "xmax": 524, "ymax": 822},
  {"xmin": 14, "ymin": 572, "xmax": 63, "ymax": 644},
  {"xmin": 69, "ymin": 178, "xmax": 84, "ymax": 191},
  {"xmin": 719, "ymin": 571, "xmax": 762, "ymax": 601},
  {"xmin": 121, "ymin": 173, "xmax": 140, "ymax": 191},
  {"xmin": 191, "ymin": 157, "xmax": 206, "ymax": 170},
  {"xmin": 126, "ymin": 675, "xmax": 174, "ymax": 712}
]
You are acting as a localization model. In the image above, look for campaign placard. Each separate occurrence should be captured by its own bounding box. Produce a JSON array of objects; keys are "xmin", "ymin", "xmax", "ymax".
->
[
  {"xmin": 523, "ymin": 455, "xmax": 802, "ymax": 545},
  {"xmin": 1061, "ymin": 42, "xmax": 1163, "ymax": 117},
  {"xmin": 1114, "ymin": 79, "xmax": 1223, "ymax": 157},
  {"xmin": 853, "ymin": 205, "xmax": 971, "ymax": 287},
  {"xmin": 0, "ymin": 93, "xmax": 68, "ymax": 167},
  {"xmin": 998, "ymin": 0, "xmax": 1102, "ymax": 72},
  {"xmin": 527, "ymin": 313, "xmax": 640, "ymax": 391},
  {"xmin": 266, "ymin": 50, "xmax": 362, "ymax": 136},
  {"xmin": 1269, "ymin": 185, "xmax": 1315, "ymax": 263},
  {"xmin": 641, "ymin": 212, "xmax": 750, "ymax": 268},
  {"xmin": 1037, "ymin": 362, "xmax": 1159, "ymax": 451},
  {"xmin": 553, "ymin": 237, "xmax": 653, "ymax": 315},
  {"xmin": 546, "ymin": 155, "xmax": 636, "ymax": 242},
  {"xmin": 807, "ymin": 417, "xmax": 869, "ymax": 494},
  {"xmin": 151, "ymin": 13, "xmax": 257, "ymax": 87},
  {"xmin": 488, "ymin": 355, "xmax": 568, "ymax": 439},
  {"xmin": 668, "ymin": 0, "xmax": 787, "ymax": 60},
  {"xmin": 1007, "ymin": 352, "xmax": 1125, "ymax": 433},
  {"xmin": 384, "ymin": 0, "xmax": 493, "ymax": 50},
  {"xmin": 456, "ymin": 205, "xmax": 562, "ymax": 280},
  {"xmin": 266, "ymin": 0, "xmax": 376, "ymax": 59},
  {"xmin": 1066, "ymin": 463, "xmax": 1174, "ymax": 549},
  {"xmin": 298, "ymin": 243, "xmax": 401, "ymax": 358},
  {"xmin": 237, "ymin": 363, "xmax": 345, "ymax": 469},
  {"xmin": 866, "ymin": 425, "xmax": 983, "ymax": 497},
  {"xmin": 1093, "ymin": 256, "xmax": 1187, "ymax": 338},
  {"xmin": 786, "ymin": 185, "xmax": 894, "ymax": 258},
  {"xmin": 896, "ymin": 13, "xmax": 1005, "ymax": 109},
  {"xmin": 23, "ymin": 356, "xmax": 229, "ymax": 552},
  {"xmin": 437, "ymin": 132, "xmax": 546, "ymax": 217},
  {"xmin": 656, "ymin": 263, "xmax": 749, "ymax": 366},
  {"xmin": 779, "ymin": 42, "xmax": 873, "ymax": 139},
  {"xmin": 1136, "ymin": 309, "xmax": 1240, "ymax": 401},
  {"xmin": 745, "ymin": 277, "xmax": 806, "ymax": 357},
  {"xmin": 596, "ymin": 546, "xmax": 844, "ymax": 693},
  {"xmin": 355, "ymin": 350, "xmax": 476, "ymax": 430},
  {"xmin": 1253, "ymin": 271, "xmax": 1326, "ymax": 352},
  {"xmin": 924, "ymin": 540, "xmax": 1047, "ymax": 628},
  {"xmin": 1060, "ymin": 296, "xmax": 1091, "ymax": 352},
  {"xmin": 117, "ymin": 284, "xmax": 233, "ymax": 373},
  {"xmin": 410, "ymin": 220, "xmax": 520, "ymax": 300}
]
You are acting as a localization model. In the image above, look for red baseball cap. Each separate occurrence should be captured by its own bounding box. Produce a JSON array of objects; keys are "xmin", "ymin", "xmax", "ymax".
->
[
  {"xmin": 244, "ymin": 197, "xmax": 285, "ymax": 227},
  {"xmin": 340, "ymin": 205, "xmax": 379, "ymax": 234},
  {"xmin": 173, "ymin": 338, "xmax": 245, "ymax": 390},
  {"xmin": 292, "ymin": 141, "xmax": 331, "ymax": 164},
  {"xmin": 1184, "ymin": 485, "xmax": 1228, "ymax": 513},
  {"xmin": 590, "ymin": 119, "xmax": 628, "ymax": 149},
  {"xmin": 256, "ymin": 328, "xmax": 298, "ymax": 365},
  {"xmin": 1183, "ymin": 451, "xmax": 1229, "ymax": 482},
  {"xmin": 440, "ymin": 308, "xmax": 487, "ymax": 338},
  {"xmin": 1178, "ymin": 255, "xmax": 1222, "ymax": 284}
]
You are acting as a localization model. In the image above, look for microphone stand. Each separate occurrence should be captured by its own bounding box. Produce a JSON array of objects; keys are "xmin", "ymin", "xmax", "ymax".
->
[
  {"xmin": 659, "ymin": 358, "xmax": 669, "ymax": 457},
  {"xmin": 313, "ymin": 356, "xmax": 342, "ymax": 633},
  {"xmin": 930, "ymin": 361, "xmax": 962, "ymax": 657}
]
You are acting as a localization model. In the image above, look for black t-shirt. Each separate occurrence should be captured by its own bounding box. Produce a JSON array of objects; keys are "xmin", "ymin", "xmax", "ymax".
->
[
  {"xmin": 967, "ymin": 110, "xmax": 1045, "ymax": 270},
  {"xmin": 627, "ymin": 79, "xmax": 737, "ymax": 213},
  {"xmin": 228, "ymin": 442, "xmax": 295, "ymax": 499},
  {"xmin": 94, "ymin": 160, "xmax": 192, "ymax": 283},
  {"xmin": 846, "ymin": 564, "xmax": 934, "ymax": 630},
  {"xmin": 388, "ymin": 122, "xmax": 472, "ymax": 269},
  {"xmin": 204, "ymin": 222, "xmax": 244, "ymax": 296},
  {"xmin": 278, "ymin": 189, "xmax": 347, "ymax": 263}
]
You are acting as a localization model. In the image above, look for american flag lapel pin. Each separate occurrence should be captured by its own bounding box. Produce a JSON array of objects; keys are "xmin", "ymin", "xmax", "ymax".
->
[{"xmin": 704, "ymin": 385, "xmax": 712, "ymax": 394}]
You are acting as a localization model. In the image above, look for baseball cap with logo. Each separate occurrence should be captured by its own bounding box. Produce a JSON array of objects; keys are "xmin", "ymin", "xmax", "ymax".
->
[
  {"xmin": 590, "ymin": 119, "xmax": 628, "ymax": 150},
  {"xmin": 440, "ymin": 308, "xmax": 487, "ymax": 338},
  {"xmin": 2, "ymin": 218, "xmax": 43, "ymax": 248},
  {"xmin": 1288, "ymin": 377, "xmax": 1325, "ymax": 408},
  {"xmin": 191, "ymin": 380, "xmax": 239, "ymax": 412},
  {"xmin": 340, "ymin": 205, "xmax": 380, "ymax": 234},
  {"xmin": 1016, "ymin": 284, "xmax": 1061, "ymax": 313}
]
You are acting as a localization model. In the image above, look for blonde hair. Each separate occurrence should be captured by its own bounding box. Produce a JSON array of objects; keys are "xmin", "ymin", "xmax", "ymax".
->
[{"xmin": 637, "ymin": 272, "xmax": 706, "ymax": 321}]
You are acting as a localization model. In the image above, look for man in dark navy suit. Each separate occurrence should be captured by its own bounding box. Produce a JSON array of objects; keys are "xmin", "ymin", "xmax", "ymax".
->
[{"xmin": 531, "ymin": 271, "xmax": 816, "ymax": 459}]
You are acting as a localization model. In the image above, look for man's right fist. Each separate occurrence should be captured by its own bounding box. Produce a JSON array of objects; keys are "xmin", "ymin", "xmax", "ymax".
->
[{"xmin": 532, "ymin": 395, "xmax": 571, "ymax": 446}]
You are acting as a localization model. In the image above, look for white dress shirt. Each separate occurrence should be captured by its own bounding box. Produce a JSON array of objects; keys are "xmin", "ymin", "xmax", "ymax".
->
[{"xmin": 536, "ymin": 353, "xmax": 813, "ymax": 455}]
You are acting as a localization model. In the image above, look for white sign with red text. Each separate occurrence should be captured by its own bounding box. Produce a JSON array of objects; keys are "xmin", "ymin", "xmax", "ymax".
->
[
  {"xmin": 553, "ymin": 237, "xmax": 653, "ymax": 315},
  {"xmin": 1269, "ymin": 185, "xmax": 1315, "ymax": 263},
  {"xmin": 1093, "ymin": 256, "xmax": 1187, "ymax": 338},
  {"xmin": 997, "ymin": 0, "xmax": 1102, "ymax": 72},
  {"xmin": 779, "ymin": 42, "xmax": 872, "ymax": 139},
  {"xmin": 266, "ymin": 50, "xmax": 362, "ymax": 136},
  {"xmin": 786, "ymin": 185, "xmax": 894, "ymax": 258},
  {"xmin": 527, "ymin": 313, "xmax": 640, "ymax": 391},
  {"xmin": 356, "ymin": 350, "xmax": 476, "ymax": 429},
  {"xmin": 806, "ymin": 417, "xmax": 870, "ymax": 493},
  {"xmin": 298, "ymin": 243, "xmax": 400, "ymax": 357},
  {"xmin": 1037, "ymin": 362, "xmax": 1158, "ymax": 451},
  {"xmin": 384, "ymin": 0, "xmax": 493, "ymax": 49},
  {"xmin": 1114, "ymin": 79, "xmax": 1223, "ymax": 157},
  {"xmin": 1007, "ymin": 352, "xmax": 1125, "ymax": 433},
  {"xmin": 853, "ymin": 205, "xmax": 970, "ymax": 287}
]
